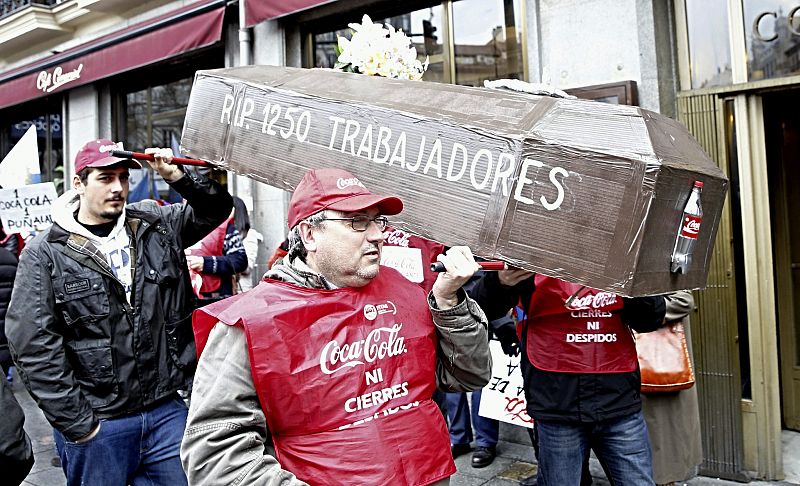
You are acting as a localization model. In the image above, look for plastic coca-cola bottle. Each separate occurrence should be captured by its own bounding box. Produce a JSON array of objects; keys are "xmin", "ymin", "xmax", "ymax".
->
[{"xmin": 670, "ymin": 181, "xmax": 703, "ymax": 274}]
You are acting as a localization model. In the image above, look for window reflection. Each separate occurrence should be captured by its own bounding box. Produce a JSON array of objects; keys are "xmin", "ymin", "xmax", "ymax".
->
[
  {"xmin": 386, "ymin": 8, "xmax": 445, "ymax": 82},
  {"xmin": 313, "ymin": 6, "xmax": 445, "ymax": 82},
  {"xmin": 121, "ymin": 78, "xmax": 193, "ymax": 202},
  {"xmin": 685, "ymin": 0, "xmax": 732, "ymax": 89},
  {"xmin": 314, "ymin": 28, "xmax": 349, "ymax": 69},
  {"xmin": 452, "ymin": 0, "xmax": 523, "ymax": 87},
  {"xmin": 744, "ymin": 0, "xmax": 800, "ymax": 81}
]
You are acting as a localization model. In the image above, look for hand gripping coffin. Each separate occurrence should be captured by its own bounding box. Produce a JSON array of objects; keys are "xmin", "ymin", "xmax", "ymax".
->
[{"xmin": 180, "ymin": 65, "xmax": 728, "ymax": 296}]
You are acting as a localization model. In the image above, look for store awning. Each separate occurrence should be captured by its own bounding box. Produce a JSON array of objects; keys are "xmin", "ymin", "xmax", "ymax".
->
[
  {"xmin": 0, "ymin": 0, "xmax": 225, "ymax": 111},
  {"xmin": 244, "ymin": 0, "xmax": 335, "ymax": 27}
]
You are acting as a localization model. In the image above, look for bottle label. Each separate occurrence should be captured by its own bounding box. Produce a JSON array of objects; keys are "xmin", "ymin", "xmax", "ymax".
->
[{"xmin": 680, "ymin": 214, "xmax": 702, "ymax": 239}]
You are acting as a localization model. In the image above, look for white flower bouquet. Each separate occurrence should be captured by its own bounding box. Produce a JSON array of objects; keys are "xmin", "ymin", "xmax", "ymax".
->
[{"xmin": 335, "ymin": 15, "xmax": 429, "ymax": 81}]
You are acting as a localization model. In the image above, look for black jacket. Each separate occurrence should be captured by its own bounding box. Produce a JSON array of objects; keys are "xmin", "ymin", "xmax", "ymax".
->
[
  {"xmin": 0, "ymin": 247, "xmax": 18, "ymax": 370},
  {"xmin": 469, "ymin": 272, "xmax": 665, "ymax": 423},
  {"xmin": 0, "ymin": 377, "xmax": 33, "ymax": 486},
  {"xmin": 6, "ymin": 172, "xmax": 232, "ymax": 441}
]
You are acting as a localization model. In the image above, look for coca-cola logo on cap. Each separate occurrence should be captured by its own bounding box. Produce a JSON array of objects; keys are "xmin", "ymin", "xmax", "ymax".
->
[
  {"xmin": 99, "ymin": 142, "xmax": 124, "ymax": 153},
  {"xmin": 336, "ymin": 177, "xmax": 365, "ymax": 190}
]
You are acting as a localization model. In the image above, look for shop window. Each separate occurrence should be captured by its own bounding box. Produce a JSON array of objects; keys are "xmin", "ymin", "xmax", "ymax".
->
[
  {"xmin": 684, "ymin": 0, "xmax": 733, "ymax": 89},
  {"xmin": 117, "ymin": 77, "xmax": 226, "ymax": 202},
  {"xmin": 2, "ymin": 112, "xmax": 64, "ymax": 194},
  {"xmin": 744, "ymin": 0, "xmax": 800, "ymax": 81},
  {"xmin": 123, "ymin": 78, "xmax": 191, "ymax": 151},
  {"xmin": 313, "ymin": 5, "xmax": 445, "ymax": 83},
  {"xmin": 451, "ymin": 0, "xmax": 524, "ymax": 87},
  {"xmin": 310, "ymin": 0, "xmax": 524, "ymax": 86},
  {"xmin": 313, "ymin": 29, "xmax": 346, "ymax": 70}
]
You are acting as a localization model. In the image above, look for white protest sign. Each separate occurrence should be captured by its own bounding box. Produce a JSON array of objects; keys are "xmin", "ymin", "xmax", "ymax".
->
[
  {"xmin": 478, "ymin": 340, "xmax": 533, "ymax": 428},
  {"xmin": 0, "ymin": 125, "xmax": 41, "ymax": 188},
  {"xmin": 0, "ymin": 183, "xmax": 57, "ymax": 233},
  {"xmin": 380, "ymin": 245, "xmax": 424, "ymax": 283}
]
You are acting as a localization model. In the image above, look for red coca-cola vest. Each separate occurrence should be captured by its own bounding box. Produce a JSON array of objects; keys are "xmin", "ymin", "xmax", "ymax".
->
[
  {"xmin": 381, "ymin": 227, "xmax": 445, "ymax": 293},
  {"xmin": 526, "ymin": 275, "xmax": 638, "ymax": 373},
  {"xmin": 194, "ymin": 267, "xmax": 456, "ymax": 486},
  {"xmin": 186, "ymin": 217, "xmax": 231, "ymax": 294}
]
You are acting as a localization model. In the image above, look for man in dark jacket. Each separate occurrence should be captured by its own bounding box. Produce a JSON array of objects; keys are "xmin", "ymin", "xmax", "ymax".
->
[
  {"xmin": 6, "ymin": 139, "xmax": 232, "ymax": 486},
  {"xmin": 471, "ymin": 272, "xmax": 666, "ymax": 486}
]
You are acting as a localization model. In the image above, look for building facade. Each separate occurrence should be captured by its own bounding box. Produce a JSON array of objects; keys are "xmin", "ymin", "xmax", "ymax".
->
[{"xmin": 0, "ymin": 0, "xmax": 796, "ymax": 481}]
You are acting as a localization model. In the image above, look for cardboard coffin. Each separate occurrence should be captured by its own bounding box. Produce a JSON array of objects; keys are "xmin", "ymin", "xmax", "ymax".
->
[{"xmin": 180, "ymin": 65, "xmax": 728, "ymax": 297}]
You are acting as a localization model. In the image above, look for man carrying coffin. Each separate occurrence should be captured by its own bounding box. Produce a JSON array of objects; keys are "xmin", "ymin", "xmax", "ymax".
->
[
  {"xmin": 182, "ymin": 168, "xmax": 492, "ymax": 485},
  {"xmin": 6, "ymin": 141, "xmax": 233, "ymax": 485},
  {"xmin": 471, "ymin": 272, "xmax": 666, "ymax": 485}
]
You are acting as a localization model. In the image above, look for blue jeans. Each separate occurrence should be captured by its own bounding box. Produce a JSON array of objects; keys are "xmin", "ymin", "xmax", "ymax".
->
[
  {"xmin": 54, "ymin": 396, "xmax": 188, "ymax": 486},
  {"xmin": 444, "ymin": 389, "xmax": 499, "ymax": 448},
  {"xmin": 535, "ymin": 411, "xmax": 654, "ymax": 486}
]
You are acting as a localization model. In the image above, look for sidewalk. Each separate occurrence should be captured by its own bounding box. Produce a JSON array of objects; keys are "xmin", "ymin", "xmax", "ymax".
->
[
  {"xmin": 11, "ymin": 372, "xmax": 799, "ymax": 486},
  {"xmin": 450, "ymin": 440, "xmax": 800, "ymax": 486},
  {"xmin": 451, "ymin": 422, "xmax": 800, "ymax": 486}
]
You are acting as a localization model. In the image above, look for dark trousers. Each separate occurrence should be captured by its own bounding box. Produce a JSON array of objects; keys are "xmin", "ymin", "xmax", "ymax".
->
[
  {"xmin": 535, "ymin": 412, "xmax": 653, "ymax": 486},
  {"xmin": 444, "ymin": 389, "xmax": 499, "ymax": 448},
  {"xmin": 54, "ymin": 396, "xmax": 188, "ymax": 486}
]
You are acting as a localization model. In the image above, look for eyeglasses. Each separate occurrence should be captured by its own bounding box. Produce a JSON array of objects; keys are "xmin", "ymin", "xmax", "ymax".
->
[{"xmin": 318, "ymin": 216, "xmax": 389, "ymax": 232}]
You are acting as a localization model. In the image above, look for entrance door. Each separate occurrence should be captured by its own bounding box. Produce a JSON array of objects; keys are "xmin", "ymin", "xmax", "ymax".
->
[
  {"xmin": 764, "ymin": 89, "xmax": 800, "ymax": 431},
  {"xmin": 677, "ymin": 93, "xmax": 747, "ymax": 479}
]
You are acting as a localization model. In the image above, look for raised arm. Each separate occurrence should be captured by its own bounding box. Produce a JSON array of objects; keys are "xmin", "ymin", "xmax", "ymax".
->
[
  {"xmin": 465, "ymin": 269, "xmax": 534, "ymax": 321},
  {"xmin": 143, "ymin": 148, "xmax": 233, "ymax": 248},
  {"xmin": 427, "ymin": 247, "xmax": 491, "ymax": 392}
]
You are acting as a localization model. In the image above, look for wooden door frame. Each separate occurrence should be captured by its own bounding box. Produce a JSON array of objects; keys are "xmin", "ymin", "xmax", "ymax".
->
[
  {"xmin": 736, "ymin": 93, "xmax": 784, "ymax": 479},
  {"xmin": 763, "ymin": 90, "xmax": 800, "ymax": 432},
  {"xmin": 677, "ymin": 92, "xmax": 749, "ymax": 481}
]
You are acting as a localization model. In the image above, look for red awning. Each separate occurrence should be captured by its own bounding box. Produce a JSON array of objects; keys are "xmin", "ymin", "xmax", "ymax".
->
[
  {"xmin": 244, "ymin": 0, "xmax": 335, "ymax": 27},
  {"xmin": 0, "ymin": 0, "xmax": 225, "ymax": 111}
]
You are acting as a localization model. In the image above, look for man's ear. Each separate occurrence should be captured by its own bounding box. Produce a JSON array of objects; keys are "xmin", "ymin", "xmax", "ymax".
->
[
  {"xmin": 72, "ymin": 174, "xmax": 85, "ymax": 195},
  {"xmin": 298, "ymin": 221, "xmax": 318, "ymax": 252}
]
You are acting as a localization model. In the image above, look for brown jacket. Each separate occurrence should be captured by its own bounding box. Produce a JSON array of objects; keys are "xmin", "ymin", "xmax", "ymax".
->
[{"xmin": 641, "ymin": 290, "xmax": 703, "ymax": 484}]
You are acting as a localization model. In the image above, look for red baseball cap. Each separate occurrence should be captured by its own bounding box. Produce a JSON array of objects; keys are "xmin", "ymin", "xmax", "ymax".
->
[
  {"xmin": 287, "ymin": 168, "xmax": 403, "ymax": 228},
  {"xmin": 74, "ymin": 139, "xmax": 141, "ymax": 174}
]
